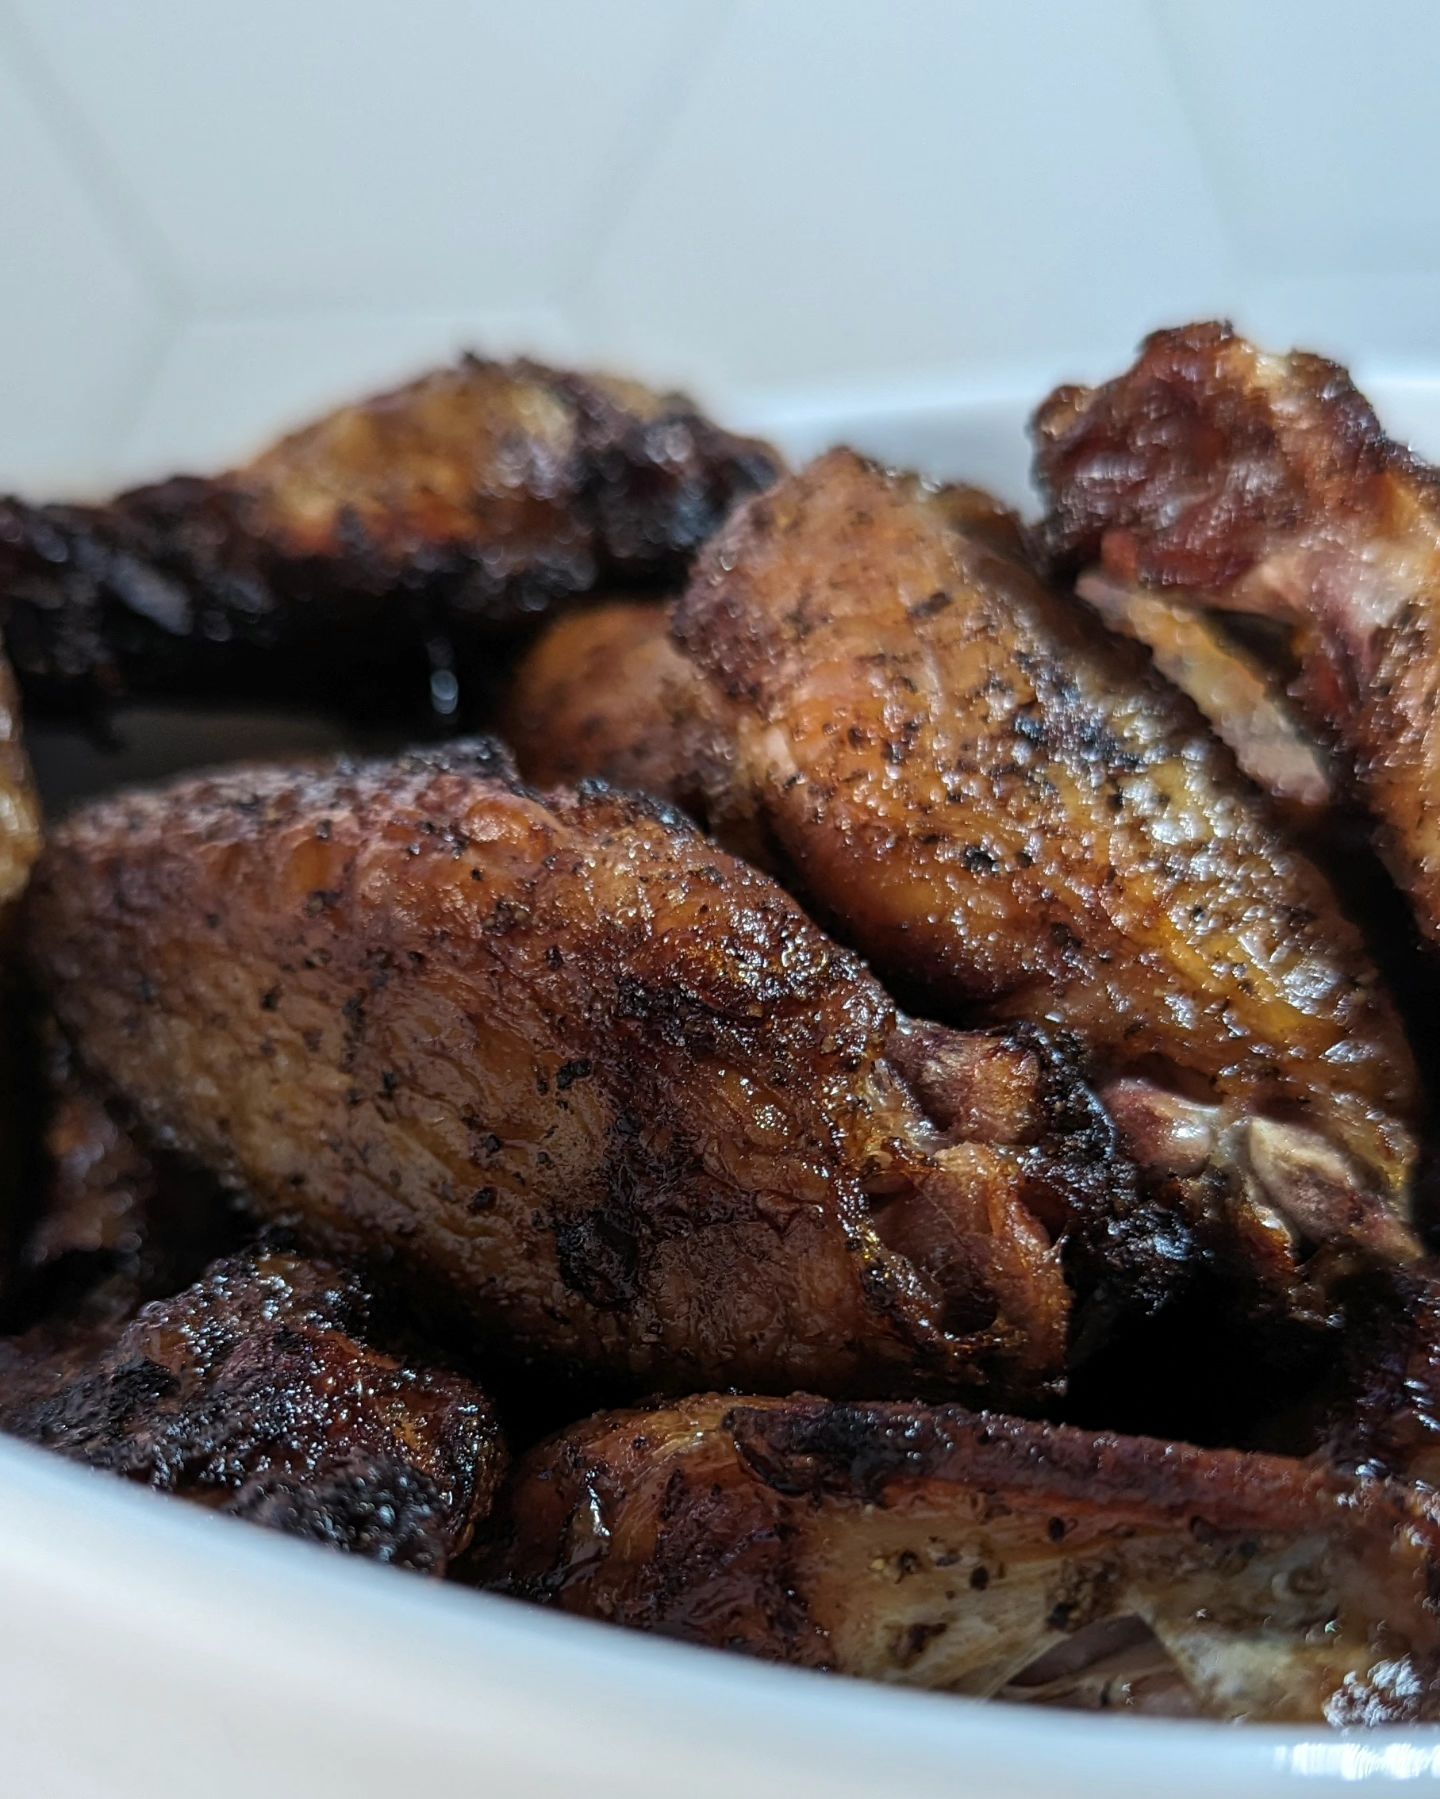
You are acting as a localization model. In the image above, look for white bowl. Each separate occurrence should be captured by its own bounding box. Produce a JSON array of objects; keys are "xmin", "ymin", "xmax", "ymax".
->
[{"xmin": 7, "ymin": 377, "xmax": 1440, "ymax": 1798}]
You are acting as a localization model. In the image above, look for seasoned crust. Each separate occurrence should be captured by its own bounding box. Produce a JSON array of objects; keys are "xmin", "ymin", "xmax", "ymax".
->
[
  {"xmin": 1032, "ymin": 321, "xmax": 1440, "ymax": 948},
  {"xmin": 669, "ymin": 449, "xmax": 1419, "ymax": 1312},
  {"xmin": 0, "ymin": 1244, "xmax": 505, "ymax": 1571},
  {"xmin": 19, "ymin": 742, "xmax": 1189, "ymax": 1403},
  {"xmin": 0, "ymin": 356, "xmax": 780, "ymax": 722},
  {"xmin": 482, "ymin": 1392, "xmax": 1440, "ymax": 1724}
]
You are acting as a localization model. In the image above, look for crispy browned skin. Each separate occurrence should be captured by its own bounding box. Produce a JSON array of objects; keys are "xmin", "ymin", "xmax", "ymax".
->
[
  {"xmin": 483, "ymin": 1392, "xmax": 1440, "ymax": 1724},
  {"xmin": 1033, "ymin": 320, "xmax": 1440, "ymax": 947},
  {"xmin": 0, "ymin": 357, "xmax": 779, "ymax": 723},
  {"xmin": 0, "ymin": 1244, "xmax": 503, "ymax": 1570},
  {"xmin": 668, "ymin": 450, "xmax": 1419, "ymax": 1312},
  {"xmin": 504, "ymin": 600, "xmax": 721, "ymax": 805},
  {"xmin": 24, "ymin": 743, "xmax": 1192, "ymax": 1404}
]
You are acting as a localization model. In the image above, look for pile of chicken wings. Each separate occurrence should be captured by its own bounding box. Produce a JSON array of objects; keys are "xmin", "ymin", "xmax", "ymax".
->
[{"xmin": 5, "ymin": 325, "xmax": 1440, "ymax": 1724}]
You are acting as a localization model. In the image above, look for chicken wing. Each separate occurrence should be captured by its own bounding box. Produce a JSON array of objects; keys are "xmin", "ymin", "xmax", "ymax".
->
[
  {"xmin": 0, "ymin": 1244, "xmax": 504, "ymax": 1571},
  {"xmin": 24, "ymin": 743, "xmax": 1185, "ymax": 1405},
  {"xmin": 658, "ymin": 452, "xmax": 1418, "ymax": 1314},
  {"xmin": 482, "ymin": 1392, "xmax": 1440, "ymax": 1724},
  {"xmin": 502, "ymin": 599, "xmax": 721, "ymax": 809},
  {"xmin": 0, "ymin": 357, "xmax": 779, "ymax": 724},
  {"xmin": 1033, "ymin": 320, "xmax": 1440, "ymax": 948}
]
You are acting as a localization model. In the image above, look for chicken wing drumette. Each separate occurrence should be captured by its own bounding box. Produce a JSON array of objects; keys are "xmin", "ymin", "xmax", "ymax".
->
[
  {"xmin": 0, "ymin": 357, "xmax": 778, "ymax": 724},
  {"xmin": 483, "ymin": 1392, "xmax": 1440, "ymax": 1724},
  {"xmin": 1033, "ymin": 321, "xmax": 1440, "ymax": 949},
  {"xmin": 24, "ymin": 743, "xmax": 1184, "ymax": 1407}
]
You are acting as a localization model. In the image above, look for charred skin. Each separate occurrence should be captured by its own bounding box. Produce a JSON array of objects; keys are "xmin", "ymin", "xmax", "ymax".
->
[
  {"xmin": 20, "ymin": 742, "xmax": 1183, "ymax": 1405},
  {"xmin": 0, "ymin": 357, "xmax": 780, "ymax": 725},
  {"xmin": 482, "ymin": 1392, "xmax": 1440, "ymax": 1724},
  {"xmin": 665, "ymin": 450, "xmax": 1419, "ymax": 1310},
  {"xmin": 0, "ymin": 1244, "xmax": 504, "ymax": 1571},
  {"xmin": 1032, "ymin": 320, "xmax": 1440, "ymax": 949},
  {"xmin": 0, "ymin": 1025, "xmax": 246, "ymax": 1351}
]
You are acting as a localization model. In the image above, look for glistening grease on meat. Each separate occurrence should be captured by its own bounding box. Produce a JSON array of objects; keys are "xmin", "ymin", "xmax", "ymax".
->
[{"xmin": 25, "ymin": 743, "xmax": 1181, "ymax": 1405}]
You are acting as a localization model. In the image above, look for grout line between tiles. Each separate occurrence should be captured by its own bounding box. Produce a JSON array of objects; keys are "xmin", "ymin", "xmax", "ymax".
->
[{"xmin": 0, "ymin": 0, "xmax": 190, "ymax": 313}]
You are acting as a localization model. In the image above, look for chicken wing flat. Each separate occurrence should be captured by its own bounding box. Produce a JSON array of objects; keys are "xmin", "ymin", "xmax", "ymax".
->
[
  {"xmin": 661, "ymin": 451, "xmax": 1419, "ymax": 1314},
  {"xmin": 1032, "ymin": 321, "xmax": 1440, "ymax": 947},
  {"xmin": 483, "ymin": 1392, "xmax": 1440, "ymax": 1724},
  {"xmin": 0, "ymin": 1244, "xmax": 504, "ymax": 1570},
  {"xmin": 24, "ymin": 742, "xmax": 1189, "ymax": 1405},
  {"xmin": 0, "ymin": 357, "xmax": 779, "ymax": 723}
]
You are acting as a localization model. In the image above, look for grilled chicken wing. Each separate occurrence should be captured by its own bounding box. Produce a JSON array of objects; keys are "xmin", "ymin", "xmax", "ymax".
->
[
  {"xmin": 1033, "ymin": 320, "xmax": 1440, "ymax": 947},
  {"xmin": 483, "ymin": 1392, "xmax": 1440, "ymax": 1724},
  {"xmin": 0, "ymin": 1244, "xmax": 504, "ymax": 1570},
  {"xmin": 0, "ymin": 357, "xmax": 778, "ymax": 724},
  {"xmin": 24, "ymin": 743, "xmax": 1188, "ymax": 1405},
  {"xmin": 646, "ymin": 452, "xmax": 1416, "ymax": 1314}
]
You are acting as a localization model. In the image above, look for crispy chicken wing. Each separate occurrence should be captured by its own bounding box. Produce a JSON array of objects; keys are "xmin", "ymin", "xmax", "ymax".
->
[
  {"xmin": 1033, "ymin": 320, "xmax": 1440, "ymax": 947},
  {"xmin": 654, "ymin": 451, "xmax": 1419, "ymax": 1313},
  {"xmin": 483, "ymin": 1392, "xmax": 1440, "ymax": 1724},
  {"xmin": 0, "ymin": 1244, "xmax": 503, "ymax": 1570},
  {"xmin": 24, "ymin": 744, "xmax": 1184, "ymax": 1405},
  {"xmin": 0, "ymin": 357, "xmax": 778, "ymax": 724}
]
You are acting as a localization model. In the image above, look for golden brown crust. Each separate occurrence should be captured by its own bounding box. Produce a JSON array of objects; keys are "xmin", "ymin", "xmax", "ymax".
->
[
  {"xmin": 482, "ymin": 1392, "xmax": 1440, "ymax": 1723},
  {"xmin": 670, "ymin": 450, "xmax": 1419, "ymax": 1305},
  {"xmin": 502, "ymin": 599, "xmax": 720, "ymax": 803},
  {"xmin": 19, "ymin": 742, "xmax": 1191, "ymax": 1403},
  {"xmin": 1032, "ymin": 320, "xmax": 1440, "ymax": 947},
  {"xmin": 0, "ymin": 1244, "xmax": 504, "ymax": 1571},
  {"xmin": 0, "ymin": 357, "xmax": 779, "ymax": 723}
]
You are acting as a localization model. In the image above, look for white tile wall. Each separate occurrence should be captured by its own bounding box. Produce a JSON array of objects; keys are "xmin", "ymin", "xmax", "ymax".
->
[{"xmin": 1, "ymin": 0, "xmax": 1438, "ymax": 495}]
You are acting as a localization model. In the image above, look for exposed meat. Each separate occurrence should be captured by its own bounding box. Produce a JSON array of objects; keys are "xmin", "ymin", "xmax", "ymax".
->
[
  {"xmin": 650, "ymin": 451, "xmax": 1419, "ymax": 1318},
  {"xmin": 0, "ymin": 357, "xmax": 779, "ymax": 725},
  {"xmin": 0, "ymin": 1244, "xmax": 504, "ymax": 1571},
  {"xmin": 1032, "ymin": 320, "xmax": 1440, "ymax": 948},
  {"xmin": 24, "ymin": 743, "xmax": 1188, "ymax": 1406},
  {"xmin": 1075, "ymin": 572, "xmax": 1333, "ymax": 825},
  {"xmin": 481, "ymin": 1392, "xmax": 1440, "ymax": 1724}
]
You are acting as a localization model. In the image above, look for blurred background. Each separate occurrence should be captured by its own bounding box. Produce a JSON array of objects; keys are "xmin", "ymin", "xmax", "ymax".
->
[{"xmin": 4, "ymin": 0, "xmax": 1440, "ymax": 495}]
